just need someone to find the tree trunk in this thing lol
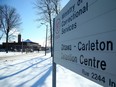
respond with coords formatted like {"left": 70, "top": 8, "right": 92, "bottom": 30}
{"left": 6, "top": 31, "right": 9, "bottom": 53}
{"left": 49, "top": 13, "right": 53, "bottom": 57}
{"left": 50, "top": 22, "right": 53, "bottom": 57}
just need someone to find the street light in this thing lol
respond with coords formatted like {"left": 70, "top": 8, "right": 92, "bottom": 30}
{"left": 41, "top": 23, "right": 48, "bottom": 56}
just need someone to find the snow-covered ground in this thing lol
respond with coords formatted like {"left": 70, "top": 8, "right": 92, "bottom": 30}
{"left": 0, "top": 51, "right": 102, "bottom": 87}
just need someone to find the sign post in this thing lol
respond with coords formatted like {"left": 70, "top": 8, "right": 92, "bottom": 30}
{"left": 52, "top": 61, "right": 56, "bottom": 87}
{"left": 53, "top": 0, "right": 116, "bottom": 87}
{"left": 52, "top": 18, "right": 56, "bottom": 87}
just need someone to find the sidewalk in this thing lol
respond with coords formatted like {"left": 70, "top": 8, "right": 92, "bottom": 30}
{"left": 0, "top": 51, "right": 45, "bottom": 59}
{"left": 0, "top": 52, "right": 28, "bottom": 58}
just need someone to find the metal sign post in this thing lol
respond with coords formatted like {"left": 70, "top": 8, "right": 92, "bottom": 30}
{"left": 52, "top": 61, "right": 56, "bottom": 87}
{"left": 52, "top": 18, "right": 56, "bottom": 87}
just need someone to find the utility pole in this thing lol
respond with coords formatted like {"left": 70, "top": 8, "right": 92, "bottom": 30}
{"left": 45, "top": 25, "right": 48, "bottom": 55}
{"left": 41, "top": 23, "right": 48, "bottom": 56}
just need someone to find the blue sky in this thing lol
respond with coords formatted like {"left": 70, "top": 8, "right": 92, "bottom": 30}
{"left": 0, "top": 0, "right": 69, "bottom": 46}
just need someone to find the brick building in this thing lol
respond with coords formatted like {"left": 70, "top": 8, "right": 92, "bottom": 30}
{"left": 2, "top": 34, "right": 41, "bottom": 52}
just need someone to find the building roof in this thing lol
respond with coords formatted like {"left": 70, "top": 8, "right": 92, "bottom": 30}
{"left": 23, "top": 39, "right": 39, "bottom": 45}
{"left": 23, "top": 39, "right": 33, "bottom": 43}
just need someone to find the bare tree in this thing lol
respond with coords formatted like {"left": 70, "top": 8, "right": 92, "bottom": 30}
{"left": 51, "top": 0, "right": 61, "bottom": 15}
{"left": 0, "top": 12, "right": 4, "bottom": 40}
{"left": 0, "top": 28, "right": 4, "bottom": 40}
{"left": 0, "top": 5, "right": 21, "bottom": 53}
{"left": 34, "top": 0, "right": 60, "bottom": 56}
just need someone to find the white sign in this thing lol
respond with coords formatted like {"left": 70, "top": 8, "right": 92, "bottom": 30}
{"left": 54, "top": 0, "right": 116, "bottom": 86}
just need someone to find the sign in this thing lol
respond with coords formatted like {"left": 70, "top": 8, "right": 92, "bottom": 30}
{"left": 54, "top": 0, "right": 116, "bottom": 87}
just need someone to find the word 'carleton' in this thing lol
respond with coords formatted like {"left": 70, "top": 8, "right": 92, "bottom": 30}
{"left": 78, "top": 40, "right": 113, "bottom": 51}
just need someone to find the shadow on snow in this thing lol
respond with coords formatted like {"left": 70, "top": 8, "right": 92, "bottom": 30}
{"left": 16, "top": 66, "right": 52, "bottom": 87}
{"left": 0, "top": 57, "right": 50, "bottom": 80}
{"left": 0, "top": 55, "right": 46, "bottom": 70}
